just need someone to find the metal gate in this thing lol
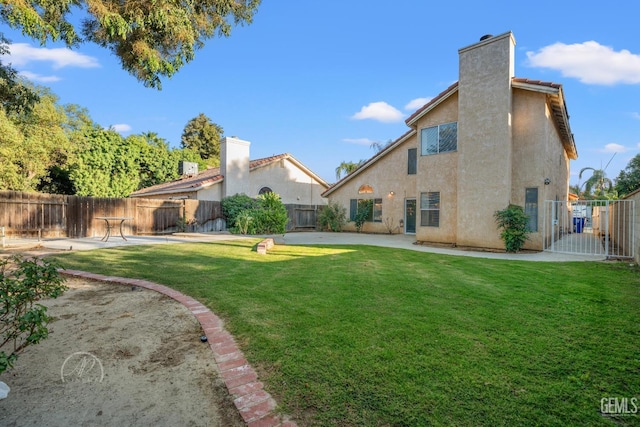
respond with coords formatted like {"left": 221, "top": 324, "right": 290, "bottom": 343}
{"left": 543, "top": 200, "right": 635, "bottom": 258}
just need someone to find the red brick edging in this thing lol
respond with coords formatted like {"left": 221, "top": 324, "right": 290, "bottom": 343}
{"left": 60, "top": 269, "right": 297, "bottom": 427}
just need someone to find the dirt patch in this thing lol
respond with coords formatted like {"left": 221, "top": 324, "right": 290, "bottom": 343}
{"left": 0, "top": 278, "right": 244, "bottom": 427}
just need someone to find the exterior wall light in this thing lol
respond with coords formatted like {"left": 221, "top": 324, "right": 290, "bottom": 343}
{"left": 544, "top": 178, "right": 551, "bottom": 185}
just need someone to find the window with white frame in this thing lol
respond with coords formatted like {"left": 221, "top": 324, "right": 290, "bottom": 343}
{"left": 421, "top": 122, "right": 457, "bottom": 155}
{"left": 420, "top": 192, "right": 440, "bottom": 227}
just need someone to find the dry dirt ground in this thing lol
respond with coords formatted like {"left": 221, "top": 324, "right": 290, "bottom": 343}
{"left": 0, "top": 277, "right": 245, "bottom": 427}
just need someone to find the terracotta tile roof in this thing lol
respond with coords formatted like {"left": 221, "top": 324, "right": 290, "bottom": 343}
{"left": 511, "top": 78, "right": 561, "bottom": 89}
{"left": 131, "top": 153, "right": 291, "bottom": 197}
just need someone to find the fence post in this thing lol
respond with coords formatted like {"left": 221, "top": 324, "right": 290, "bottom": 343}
{"left": 605, "top": 200, "right": 610, "bottom": 258}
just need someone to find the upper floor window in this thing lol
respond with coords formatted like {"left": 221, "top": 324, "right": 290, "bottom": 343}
{"left": 421, "top": 122, "right": 457, "bottom": 155}
{"left": 259, "top": 187, "right": 273, "bottom": 195}
{"left": 407, "top": 148, "right": 417, "bottom": 175}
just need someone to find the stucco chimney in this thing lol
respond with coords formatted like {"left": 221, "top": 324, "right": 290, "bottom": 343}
{"left": 220, "top": 136, "right": 251, "bottom": 198}
{"left": 456, "top": 31, "right": 516, "bottom": 248}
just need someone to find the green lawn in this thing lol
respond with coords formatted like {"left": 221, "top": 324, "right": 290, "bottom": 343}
{"left": 49, "top": 240, "right": 640, "bottom": 426}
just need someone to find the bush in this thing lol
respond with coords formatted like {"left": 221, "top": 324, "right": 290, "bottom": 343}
{"left": 353, "top": 199, "right": 373, "bottom": 233}
{"left": 235, "top": 211, "right": 253, "bottom": 235}
{"left": 251, "top": 192, "right": 289, "bottom": 234}
{"left": 318, "top": 202, "right": 347, "bottom": 232}
{"left": 1, "top": 256, "right": 67, "bottom": 374}
{"left": 223, "top": 192, "right": 289, "bottom": 234}
{"left": 222, "top": 194, "right": 259, "bottom": 232}
{"left": 494, "top": 204, "right": 530, "bottom": 253}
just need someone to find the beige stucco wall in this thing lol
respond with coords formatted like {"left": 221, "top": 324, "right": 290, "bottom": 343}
{"left": 248, "top": 158, "right": 328, "bottom": 205}
{"left": 324, "top": 31, "right": 575, "bottom": 252}
{"left": 511, "top": 89, "right": 571, "bottom": 250}
{"left": 456, "top": 32, "right": 515, "bottom": 249}
{"left": 194, "top": 158, "right": 327, "bottom": 205}
{"left": 197, "top": 184, "right": 223, "bottom": 201}
{"left": 413, "top": 93, "right": 459, "bottom": 244}
{"left": 221, "top": 137, "right": 251, "bottom": 198}
{"left": 329, "top": 136, "right": 418, "bottom": 233}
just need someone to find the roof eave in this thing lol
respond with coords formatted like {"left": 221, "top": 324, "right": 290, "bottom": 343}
{"left": 512, "top": 80, "right": 578, "bottom": 160}
{"left": 405, "top": 84, "right": 459, "bottom": 127}
{"left": 130, "top": 177, "right": 222, "bottom": 198}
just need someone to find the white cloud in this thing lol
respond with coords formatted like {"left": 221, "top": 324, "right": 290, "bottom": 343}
{"left": 343, "top": 138, "right": 375, "bottom": 145}
{"left": 351, "top": 102, "right": 404, "bottom": 123}
{"left": 526, "top": 41, "right": 640, "bottom": 85}
{"left": 632, "top": 112, "right": 640, "bottom": 120}
{"left": 111, "top": 124, "right": 132, "bottom": 133}
{"left": 601, "top": 143, "right": 628, "bottom": 153}
{"left": 404, "top": 97, "right": 431, "bottom": 111}
{"left": 6, "top": 43, "right": 99, "bottom": 69}
{"left": 18, "top": 70, "right": 61, "bottom": 83}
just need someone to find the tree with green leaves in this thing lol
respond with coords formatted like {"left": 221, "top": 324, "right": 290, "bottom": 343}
{"left": 579, "top": 167, "right": 614, "bottom": 199}
{"left": 181, "top": 113, "right": 223, "bottom": 166}
{"left": 0, "top": 86, "right": 72, "bottom": 191}
{"left": 335, "top": 160, "right": 364, "bottom": 180}
{"left": 0, "top": 34, "right": 39, "bottom": 115}
{"left": 0, "top": 0, "right": 261, "bottom": 89}
{"left": 131, "top": 131, "right": 204, "bottom": 189}
{"left": 615, "top": 154, "right": 640, "bottom": 197}
{"left": 70, "top": 126, "right": 140, "bottom": 197}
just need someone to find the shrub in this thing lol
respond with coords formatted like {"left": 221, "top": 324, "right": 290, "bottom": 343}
{"left": 1, "top": 256, "right": 67, "bottom": 375}
{"left": 353, "top": 199, "right": 373, "bottom": 233}
{"left": 494, "top": 204, "right": 530, "bottom": 253}
{"left": 235, "top": 211, "right": 253, "bottom": 235}
{"left": 318, "top": 202, "right": 347, "bottom": 232}
{"left": 223, "top": 192, "right": 289, "bottom": 234}
{"left": 251, "top": 192, "right": 289, "bottom": 234}
{"left": 222, "top": 194, "right": 259, "bottom": 232}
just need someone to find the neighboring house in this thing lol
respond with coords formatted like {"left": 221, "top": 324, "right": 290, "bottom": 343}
{"left": 323, "top": 31, "right": 578, "bottom": 251}
{"left": 131, "top": 136, "right": 329, "bottom": 206}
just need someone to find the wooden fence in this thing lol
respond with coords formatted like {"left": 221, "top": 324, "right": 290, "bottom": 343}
{"left": 0, "top": 191, "right": 223, "bottom": 238}
{"left": 0, "top": 191, "right": 322, "bottom": 239}
{"left": 285, "top": 204, "right": 324, "bottom": 231}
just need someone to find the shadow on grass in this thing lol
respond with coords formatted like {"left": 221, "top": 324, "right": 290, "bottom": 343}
{"left": 47, "top": 241, "right": 640, "bottom": 426}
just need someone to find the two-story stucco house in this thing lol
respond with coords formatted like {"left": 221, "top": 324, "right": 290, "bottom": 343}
{"left": 131, "top": 136, "right": 329, "bottom": 206}
{"left": 323, "top": 31, "right": 578, "bottom": 251}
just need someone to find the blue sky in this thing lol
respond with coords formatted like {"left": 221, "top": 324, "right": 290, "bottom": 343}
{"left": 2, "top": 1, "right": 640, "bottom": 187}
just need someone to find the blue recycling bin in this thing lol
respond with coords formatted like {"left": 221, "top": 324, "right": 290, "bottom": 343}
{"left": 573, "top": 217, "right": 585, "bottom": 233}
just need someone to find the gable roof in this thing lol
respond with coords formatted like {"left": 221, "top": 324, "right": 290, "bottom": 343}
{"left": 323, "top": 77, "right": 578, "bottom": 197}
{"left": 322, "top": 129, "right": 416, "bottom": 197}
{"left": 131, "top": 153, "right": 328, "bottom": 198}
